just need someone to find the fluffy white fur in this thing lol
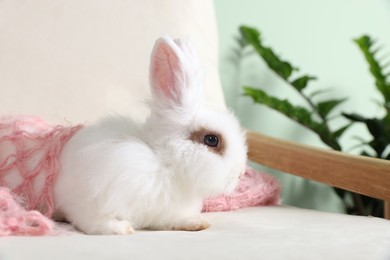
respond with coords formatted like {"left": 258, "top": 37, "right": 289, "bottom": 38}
{"left": 53, "top": 37, "right": 247, "bottom": 235}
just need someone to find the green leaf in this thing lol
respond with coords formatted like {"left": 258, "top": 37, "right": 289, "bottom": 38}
{"left": 317, "top": 99, "right": 347, "bottom": 119}
{"left": 364, "top": 119, "right": 388, "bottom": 142}
{"left": 333, "top": 123, "right": 352, "bottom": 138}
{"left": 239, "top": 26, "right": 260, "bottom": 46}
{"left": 354, "top": 35, "right": 390, "bottom": 104}
{"left": 239, "top": 26, "right": 345, "bottom": 151}
{"left": 342, "top": 113, "right": 367, "bottom": 122}
{"left": 333, "top": 188, "right": 346, "bottom": 199}
{"left": 309, "top": 89, "right": 332, "bottom": 98}
{"left": 368, "top": 138, "right": 387, "bottom": 158}
{"left": 319, "top": 133, "right": 342, "bottom": 151}
{"left": 239, "top": 26, "right": 297, "bottom": 80}
{"left": 244, "top": 86, "right": 343, "bottom": 151}
{"left": 343, "top": 113, "right": 390, "bottom": 158}
{"left": 243, "top": 87, "right": 321, "bottom": 130}
{"left": 290, "top": 75, "right": 317, "bottom": 92}
{"left": 361, "top": 150, "right": 373, "bottom": 157}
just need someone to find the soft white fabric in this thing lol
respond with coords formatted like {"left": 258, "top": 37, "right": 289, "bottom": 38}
{"left": 0, "top": 0, "right": 225, "bottom": 124}
{"left": 1, "top": 207, "right": 389, "bottom": 260}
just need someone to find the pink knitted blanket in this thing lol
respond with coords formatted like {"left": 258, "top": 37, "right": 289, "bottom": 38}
{"left": 0, "top": 116, "right": 280, "bottom": 236}
{"left": 0, "top": 116, "right": 82, "bottom": 236}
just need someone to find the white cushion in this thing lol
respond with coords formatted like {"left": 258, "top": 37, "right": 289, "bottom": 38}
{"left": 0, "top": 0, "right": 225, "bottom": 124}
{"left": 1, "top": 207, "right": 389, "bottom": 260}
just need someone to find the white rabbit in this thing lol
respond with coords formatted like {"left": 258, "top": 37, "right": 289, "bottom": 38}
{"left": 53, "top": 37, "right": 248, "bottom": 235}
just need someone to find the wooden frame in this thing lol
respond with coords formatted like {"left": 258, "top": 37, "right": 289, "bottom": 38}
{"left": 247, "top": 131, "right": 390, "bottom": 219}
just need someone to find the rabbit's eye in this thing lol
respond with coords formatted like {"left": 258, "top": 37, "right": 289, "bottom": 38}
{"left": 204, "top": 134, "right": 219, "bottom": 147}
{"left": 190, "top": 129, "right": 225, "bottom": 155}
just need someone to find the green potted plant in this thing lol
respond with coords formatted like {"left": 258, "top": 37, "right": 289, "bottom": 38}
{"left": 238, "top": 25, "right": 390, "bottom": 217}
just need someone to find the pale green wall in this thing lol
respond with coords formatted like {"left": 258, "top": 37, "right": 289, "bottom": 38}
{"left": 214, "top": 0, "right": 390, "bottom": 213}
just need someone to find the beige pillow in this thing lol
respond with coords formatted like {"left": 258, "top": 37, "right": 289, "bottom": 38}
{"left": 0, "top": 0, "right": 225, "bottom": 124}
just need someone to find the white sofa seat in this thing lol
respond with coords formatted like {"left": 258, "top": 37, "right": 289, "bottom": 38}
{"left": 1, "top": 207, "right": 390, "bottom": 260}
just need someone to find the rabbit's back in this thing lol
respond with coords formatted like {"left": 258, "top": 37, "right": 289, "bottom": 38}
{"left": 53, "top": 117, "right": 164, "bottom": 223}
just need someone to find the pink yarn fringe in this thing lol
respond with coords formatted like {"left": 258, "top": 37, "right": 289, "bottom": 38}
{"left": 0, "top": 116, "right": 280, "bottom": 236}
{"left": 0, "top": 116, "right": 81, "bottom": 236}
{"left": 0, "top": 187, "right": 53, "bottom": 236}
{"left": 202, "top": 166, "right": 280, "bottom": 212}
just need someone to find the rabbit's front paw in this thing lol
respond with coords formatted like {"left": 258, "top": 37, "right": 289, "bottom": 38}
{"left": 80, "top": 218, "right": 135, "bottom": 235}
{"left": 172, "top": 216, "right": 210, "bottom": 231}
{"left": 107, "top": 219, "right": 135, "bottom": 235}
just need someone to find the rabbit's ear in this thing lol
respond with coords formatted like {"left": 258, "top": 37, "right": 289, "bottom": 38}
{"left": 149, "top": 37, "right": 203, "bottom": 110}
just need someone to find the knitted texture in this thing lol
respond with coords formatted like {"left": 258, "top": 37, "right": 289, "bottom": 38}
{"left": 0, "top": 187, "right": 53, "bottom": 236}
{"left": 202, "top": 166, "right": 280, "bottom": 212}
{"left": 0, "top": 116, "right": 81, "bottom": 236}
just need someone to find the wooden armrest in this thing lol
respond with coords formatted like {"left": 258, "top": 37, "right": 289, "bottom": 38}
{"left": 247, "top": 131, "right": 390, "bottom": 202}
